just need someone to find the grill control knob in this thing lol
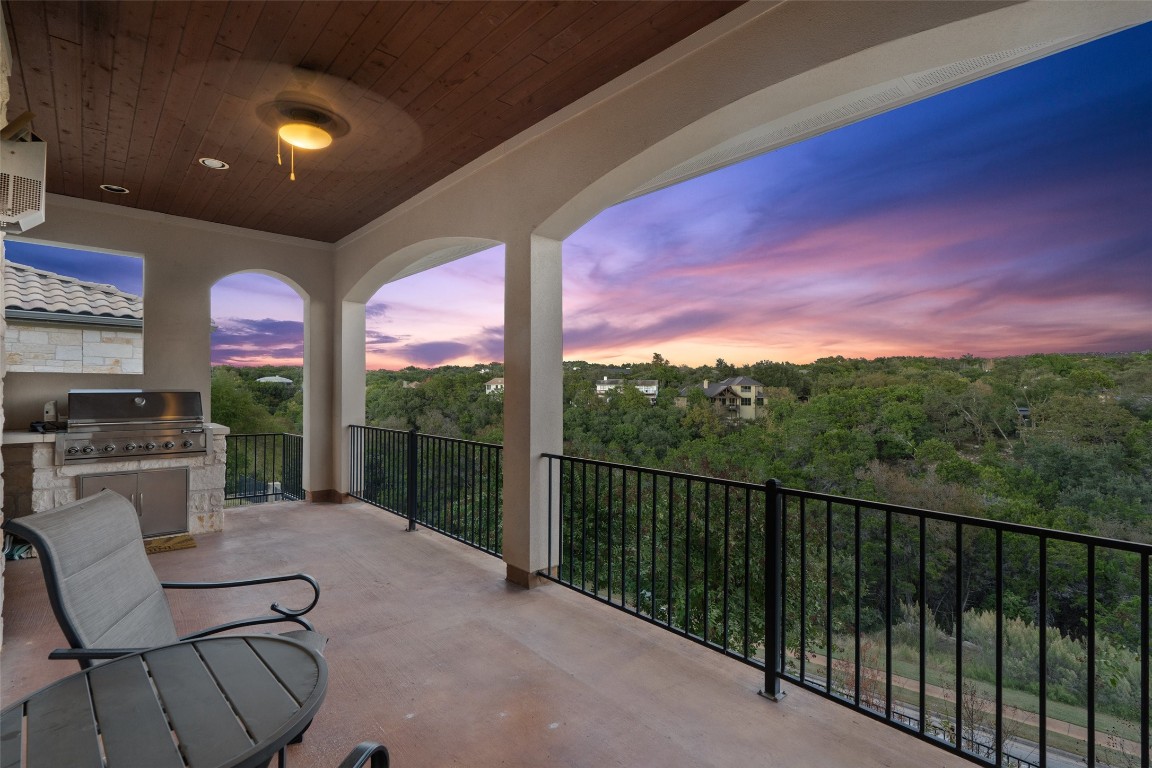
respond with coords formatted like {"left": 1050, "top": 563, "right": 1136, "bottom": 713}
{"left": 163, "top": 441, "right": 176, "bottom": 450}
{"left": 102, "top": 444, "right": 117, "bottom": 453}
{"left": 66, "top": 446, "right": 80, "bottom": 455}
{"left": 124, "top": 443, "right": 138, "bottom": 452}
{"left": 82, "top": 446, "right": 96, "bottom": 455}
{"left": 144, "top": 442, "right": 157, "bottom": 451}
{"left": 182, "top": 439, "right": 195, "bottom": 449}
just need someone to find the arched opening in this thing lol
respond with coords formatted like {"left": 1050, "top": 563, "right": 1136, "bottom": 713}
{"left": 210, "top": 271, "right": 307, "bottom": 506}
{"left": 362, "top": 243, "right": 505, "bottom": 441}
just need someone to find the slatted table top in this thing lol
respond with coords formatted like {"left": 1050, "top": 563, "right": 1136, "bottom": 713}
{"left": 1, "top": 635, "right": 327, "bottom": 768}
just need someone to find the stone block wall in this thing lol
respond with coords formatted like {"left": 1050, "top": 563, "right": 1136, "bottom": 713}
{"left": 1, "top": 429, "right": 227, "bottom": 534}
{"left": 5, "top": 322, "right": 144, "bottom": 374}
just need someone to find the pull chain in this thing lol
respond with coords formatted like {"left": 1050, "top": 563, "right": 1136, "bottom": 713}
{"left": 277, "top": 134, "right": 283, "bottom": 166}
{"left": 290, "top": 145, "right": 296, "bottom": 181}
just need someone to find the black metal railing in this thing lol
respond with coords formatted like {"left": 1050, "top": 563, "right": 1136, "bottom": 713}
{"left": 348, "top": 425, "right": 502, "bottom": 556}
{"left": 542, "top": 455, "right": 771, "bottom": 669}
{"left": 543, "top": 454, "right": 1151, "bottom": 768}
{"left": 224, "top": 433, "right": 304, "bottom": 504}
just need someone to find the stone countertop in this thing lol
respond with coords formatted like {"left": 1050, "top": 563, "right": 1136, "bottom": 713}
{"left": 2, "top": 430, "right": 57, "bottom": 445}
{"left": 3, "top": 424, "right": 231, "bottom": 445}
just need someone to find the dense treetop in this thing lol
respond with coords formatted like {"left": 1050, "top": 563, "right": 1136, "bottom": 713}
{"left": 213, "top": 351, "right": 1152, "bottom": 542}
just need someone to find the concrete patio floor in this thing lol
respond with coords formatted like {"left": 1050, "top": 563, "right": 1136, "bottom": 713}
{"left": 1, "top": 500, "right": 973, "bottom": 767}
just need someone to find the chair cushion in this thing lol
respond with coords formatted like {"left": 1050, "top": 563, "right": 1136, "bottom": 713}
{"left": 5, "top": 490, "right": 180, "bottom": 650}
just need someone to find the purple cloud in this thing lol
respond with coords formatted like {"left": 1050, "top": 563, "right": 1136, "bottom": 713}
{"left": 211, "top": 318, "right": 304, "bottom": 365}
{"left": 401, "top": 341, "right": 473, "bottom": 367}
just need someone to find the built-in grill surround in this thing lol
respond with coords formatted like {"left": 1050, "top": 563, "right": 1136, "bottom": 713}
{"left": 56, "top": 389, "right": 213, "bottom": 465}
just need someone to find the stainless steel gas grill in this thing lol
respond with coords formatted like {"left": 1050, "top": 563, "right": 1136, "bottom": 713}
{"left": 56, "top": 389, "right": 213, "bottom": 465}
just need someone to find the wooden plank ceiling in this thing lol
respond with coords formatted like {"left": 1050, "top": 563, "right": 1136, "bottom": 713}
{"left": 2, "top": 1, "right": 743, "bottom": 243}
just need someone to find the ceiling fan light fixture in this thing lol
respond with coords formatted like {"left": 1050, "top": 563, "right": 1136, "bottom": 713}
{"left": 258, "top": 94, "right": 349, "bottom": 181}
{"left": 278, "top": 122, "right": 333, "bottom": 150}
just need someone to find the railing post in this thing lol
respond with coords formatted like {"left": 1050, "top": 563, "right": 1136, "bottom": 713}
{"left": 761, "top": 478, "right": 785, "bottom": 701}
{"left": 406, "top": 428, "right": 418, "bottom": 531}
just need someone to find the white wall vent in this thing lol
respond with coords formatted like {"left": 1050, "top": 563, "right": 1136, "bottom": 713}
{"left": 1, "top": 139, "right": 48, "bottom": 233}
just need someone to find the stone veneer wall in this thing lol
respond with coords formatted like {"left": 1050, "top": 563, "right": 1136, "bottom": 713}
{"left": 2, "top": 428, "right": 228, "bottom": 534}
{"left": 5, "top": 321, "right": 144, "bottom": 374}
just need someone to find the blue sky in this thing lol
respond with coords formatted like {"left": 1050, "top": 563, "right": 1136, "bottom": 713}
{"left": 10, "top": 22, "right": 1151, "bottom": 369}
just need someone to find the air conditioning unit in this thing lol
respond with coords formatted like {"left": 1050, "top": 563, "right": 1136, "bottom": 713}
{"left": 1, "top": 139, "right": 47, "bottom": 233}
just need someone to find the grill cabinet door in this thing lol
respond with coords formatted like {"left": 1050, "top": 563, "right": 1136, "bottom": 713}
{"left": 78, "top": 469, "right": 189, "bottom": 537}
{"left": 137, "top": 469, "right": 188, "bottom": 536}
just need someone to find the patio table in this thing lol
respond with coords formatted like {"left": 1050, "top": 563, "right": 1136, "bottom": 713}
{"left": 0, "top": 634, "right": 326, "bottom": 768}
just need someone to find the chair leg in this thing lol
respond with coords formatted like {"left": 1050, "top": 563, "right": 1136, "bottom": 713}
{"left": 289, "top": 718, "right": 313, "bottom": 745}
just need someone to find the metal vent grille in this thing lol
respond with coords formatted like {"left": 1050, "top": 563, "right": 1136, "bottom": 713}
{"left": 907, "top": 41, "right": 1055, "bottom": 90}
{"left": 1, "top": 171, "right": 43, "bottom": 217}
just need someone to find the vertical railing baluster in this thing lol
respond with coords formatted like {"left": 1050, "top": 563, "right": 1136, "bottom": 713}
{"left": 650, "top": 471, "right": 657, "bottom": 619}
{"left": 722, "top": 484, "right": 731, "bottom": 654}
{"left": 746, "top": 485, "right": 755, "bottom": 663}
{"left": 594, "top": 463, "right": 602, "bottom": 596}
{"left": 581, "top": 462, "right": 588, "bottom": 591}
{"left": 547, "top": 456, "right": 554, "bottom": 576}
{"left": 1141, "top": 551, "right": 1149, "bottom": 768}
{"left": 825, "top": 499, "right": 833, "bottom": 696}
{"left": 635, "top": 469, "right": 645, "bottom": 612}
{"left": 800, "top": 496, "right": 808, "bottom": 687}
{"left": 955, "top": 523, "right": 963, "bottom": 750}
{"left": 666, "top": 475, "right": 675, "bottom": 629}
{"left": 607, "top": 466, "right": 613, "bottom": 602}
{"left": 885, "top": 509, "right": 893, "bottom": 720}
{"left": 854, "top": 503, "right": 862, "bottom": 707}
{"left": 703, "top": 482, "right": 711, "bottom": 644}
{"left": 1039, "top": 535, "right": 1048, "bottom": 767}
{"left": 1086, "top": 544, "right": 1096, "bottom": 768}
{"left": 761, "top": 479, "right": 783, "bottom": 701}
{"left": 919, "top": 515, "right": 927, "bottom": 736}
{"left": 406, "top": 429, "right": 417, "bottom": 531}
{"left": 568, "top": 458, "right": 576, "bottom": 583}
{"left": 685, "top": 479, "right": 693, "bottom": 634}
{"left": 995, "top": 529, "right": 1003, "bottom": 768}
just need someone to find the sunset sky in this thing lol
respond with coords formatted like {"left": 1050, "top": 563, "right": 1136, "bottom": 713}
{"left": 9, "top": 23, "right": 1151, "bottom": 370}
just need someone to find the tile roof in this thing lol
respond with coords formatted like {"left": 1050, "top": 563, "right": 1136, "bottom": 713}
{"left": 679, "top": 376, "right": 765, "bottom": 398}
{"left": 4, "top": 261, "right": 142, "bottom": 320}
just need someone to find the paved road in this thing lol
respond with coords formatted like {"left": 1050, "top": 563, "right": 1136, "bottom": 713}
{"left": 796, "top": 657, "right": 1143, "bottom": 764}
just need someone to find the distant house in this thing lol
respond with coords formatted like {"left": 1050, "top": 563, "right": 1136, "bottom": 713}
{"left": 484, "top": 377, "right": 505, "bottom": 395}
{"left": 4, "top": 261, "right": 143, "bottom": 374}
{"left": 595, "top": 376, "right": 659, "bottom": 403}
{"left": 675, "top": 376, "right": 770, "bottom": 420}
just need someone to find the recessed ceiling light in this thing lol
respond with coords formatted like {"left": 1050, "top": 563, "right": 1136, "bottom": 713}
{"left": 198, "top": 157, "right": 230, "bottom": 170}
{"left": 100, "top": 184, "right": 130, "bottom": 194}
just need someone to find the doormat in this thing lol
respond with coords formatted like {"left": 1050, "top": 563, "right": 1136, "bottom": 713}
{"left": 144, "top": 533, "right": 197, "bottom": 555}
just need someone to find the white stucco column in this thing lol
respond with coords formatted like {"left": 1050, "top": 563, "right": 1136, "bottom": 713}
{"left": 302, "top": 293, "right": 337, "bottom": 500}
{"left": 502, "top": 234, "right": 563, "bottom": 587}
{"left": 334, "top": 299, "right": 367, "bottom": 498}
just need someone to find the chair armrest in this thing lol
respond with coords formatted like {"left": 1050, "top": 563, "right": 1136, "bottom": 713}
{"left": 337, "top": 742, "right": 390, "bottom": 768}
{"left": 178, "top": 613, "right": 316, "bottom": 639}
{"left": 161, "top": 572, "right": 320, "bottom": 620}
{"left": 49, "top": 647, "right": 143, "bottom": 662}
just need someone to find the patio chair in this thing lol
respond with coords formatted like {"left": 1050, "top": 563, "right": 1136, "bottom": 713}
{"left": 2, "top": 489, "right": 326, "bottom": 668}
{"left": 338, "top": 742, "right": 390, "bottom": 768}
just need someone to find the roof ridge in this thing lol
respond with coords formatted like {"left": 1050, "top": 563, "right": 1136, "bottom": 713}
{"left": 5, "top": 260, "right": 140, "bottom": 301}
